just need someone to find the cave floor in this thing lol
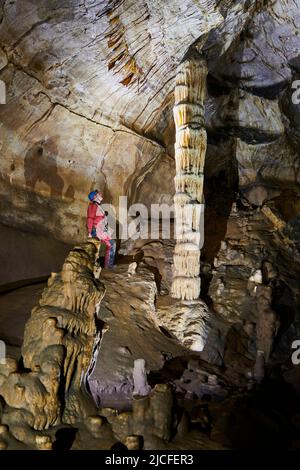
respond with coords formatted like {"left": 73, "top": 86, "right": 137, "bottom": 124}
{"left": 1, "top": 274, "right": 300, "bottom": 449}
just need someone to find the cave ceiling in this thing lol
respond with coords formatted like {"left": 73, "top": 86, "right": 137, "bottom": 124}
{"left": 0, "top": 0, "right": 299, "bottom": 242}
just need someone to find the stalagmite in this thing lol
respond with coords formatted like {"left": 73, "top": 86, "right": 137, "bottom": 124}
{"left": 171, "top": 55, "right": 208, "bottom": 300}
{"left": 132, "top": 359, "right": 151, "bottom": 396}
{"left": 253, "top": 285, "right": 280, "bottom": 382}
{"left": 0, "top": 242, "right": 105, "bottom": 445}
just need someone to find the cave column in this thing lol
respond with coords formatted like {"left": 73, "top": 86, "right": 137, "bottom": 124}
{"left": 171, "top": 56, "right": 208, "bottom": 300}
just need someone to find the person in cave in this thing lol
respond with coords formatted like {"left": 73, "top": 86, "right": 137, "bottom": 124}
{"left": 87, "top": 190, "right": 116, "bottom": 268}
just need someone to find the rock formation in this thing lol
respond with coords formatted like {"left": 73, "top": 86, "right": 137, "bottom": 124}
{"left": 0, "top": 0, "right": 250, "bottom": 245}
{"left": 87, "top": 264, "right": 206, "bottom": 407}
{"left": 254, "top": 284, "right": 280, "bottom": 382}
{"left": 132, "top": 359, "right": 151, "bottom": 397}
{"left": 0, "top": 246, "right": 232, "bottom": 450}
{"left": 172, "top": 56, "right": 207, "bottom": 300}
{"left": 0, "top": 241, "right": 105, "bottom": 447}
{"left": 0, "top": 0, "right": 300, "bottom": 451}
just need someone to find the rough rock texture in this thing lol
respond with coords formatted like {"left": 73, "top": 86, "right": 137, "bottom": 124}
{"left": 254, "top": 285, "right": 280, "bottom": 376}
{"left": 103, "top": 382, "right": 226, "bottom": 450}
{"left": 119, "top": 236, "right": 175, "bottom": 294}
{"left": 206, "top": 200, "right": 300, "bottom": 380}
{"left": 0, "top": 241, "right": 105, "bottom": 447}
{"left": 236, "top": 137, "right": 300, "bottom": 206}
{"left": 156, "top": 298, "right": 210, "bottom": 352}
{"left": 208, "top": 90, "right": 285, "bottom": 142}
{"left": 0, "top": 0, "right": 263, "bottom": 244}
{"left": 0, "top": 0, "right": 300, "bottom": 451}
{"left": 213, "top": 0, "right": 300, "bottom": 92}
{"left": 1, "top": 242, "right": 300, "bottom": 449}
{"left": 0, "top": 246, "right": 249, "bottom": 450}
{"left": 88, "top": 264, "right": 210, "bottom": 408}
{"left": 172, "top": 56, "right": 207, "bottom": 300}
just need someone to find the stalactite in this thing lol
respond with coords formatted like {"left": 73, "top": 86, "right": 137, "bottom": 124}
{"left": 173, "top": 104, "right": 204, "bottom": 128}
{"left": 174, "top": 174, "right": 204, "bottom": 202}
{"left": 171, "top": 56, "right": 207, "bottom": 301}
{"left": 171, "top": 277, "right": 201, "bottom": 301}
{"left": 173, "top": 248, "right": 200, "bottom": 277}
{"left": 176, "top": 127, "right": 205, "bottom": 149}
{"left": 175, "top": 144, "right": 206, "bottom": 174}
{"left": 174, "top": 204, "right": 202, "bottom": 235}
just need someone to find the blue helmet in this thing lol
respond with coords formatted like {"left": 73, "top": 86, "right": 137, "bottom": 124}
{"left": 88, "top": 190, "right": 98, "bottom": 201}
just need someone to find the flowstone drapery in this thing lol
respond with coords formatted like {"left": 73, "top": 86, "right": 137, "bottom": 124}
{"left": 171, "top": 56, "right": 208, "bottom": 300}
{"left": 0, "top": 242, "right": 105, "bottom": 447}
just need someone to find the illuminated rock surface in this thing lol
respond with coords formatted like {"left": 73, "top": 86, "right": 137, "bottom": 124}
{"left": 0, "top": 0, "right": 300, "bottom": 450}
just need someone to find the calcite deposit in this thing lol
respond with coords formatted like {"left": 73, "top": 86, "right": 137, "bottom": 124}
{"left": 0, "top": 241, "right": 105, "bottom": 447}
{"left": 0, "top": 0, "right": 300, "bottom": 451}
{"left": 172, "top": 55, "right": 207, "bottom": 300}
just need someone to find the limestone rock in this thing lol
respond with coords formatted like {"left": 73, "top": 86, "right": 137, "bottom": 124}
{"left": 210, "top": 90, "right": 284, "bottom": 143}
{"left": 0, "top": 242, "right": 105, "bottom": 444}
{"left": 213, "top": 0, "right": 300, "bottom": 93}
{"left": 133, "top": 359, "right": 151, "bottom": 397}
{"left": 208, "top": 198, "right": 300, "bottom": 370}
{"left": 88, "top": 265, "right": 188, "bottom": 408}
{"left": 0, "top": 0, "right": 259, "bottom": 244}
{"left": 236, "top": 137, "right": 300, "bottom": 206}
{"left": 254, "top": 285, "right": 280, "bottom": 373}
{"left": 155, "top": 298, "right": 210, "bottom": 352}
{"left": 119, "top": 237, "right": 175, "bottom": 294}
{"left": 0, "top": 0, "right": 300, "bottom": 451}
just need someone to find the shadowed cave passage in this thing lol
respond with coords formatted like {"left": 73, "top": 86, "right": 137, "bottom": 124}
{"left": 201, "top": 135, "right": 239, "bottom": 300}
{"left": 52, "top": 427, "right": 78, "bottom": 451}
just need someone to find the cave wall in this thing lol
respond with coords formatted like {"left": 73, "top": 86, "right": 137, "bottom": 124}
{"left": 0, "top": 223, "right": 71, "bottom": 286}
{"left": 0, "top": 1, "right": 299, "bottom": 334}
{"left": 0, "top": 1, "right": 300, "bottom": 450}
{"left": 0, "top": 0, "right": 257, "bottom": 243}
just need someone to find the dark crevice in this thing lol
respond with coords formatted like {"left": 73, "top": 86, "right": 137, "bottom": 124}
{"left": 52, "top": 427, "right": 78, "bottom": 451}
{"left": 159, "top": 326, "right": 175, "bottom": 339}
{"left": 201, "top": 138, "right": 239, "bottom": 300}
